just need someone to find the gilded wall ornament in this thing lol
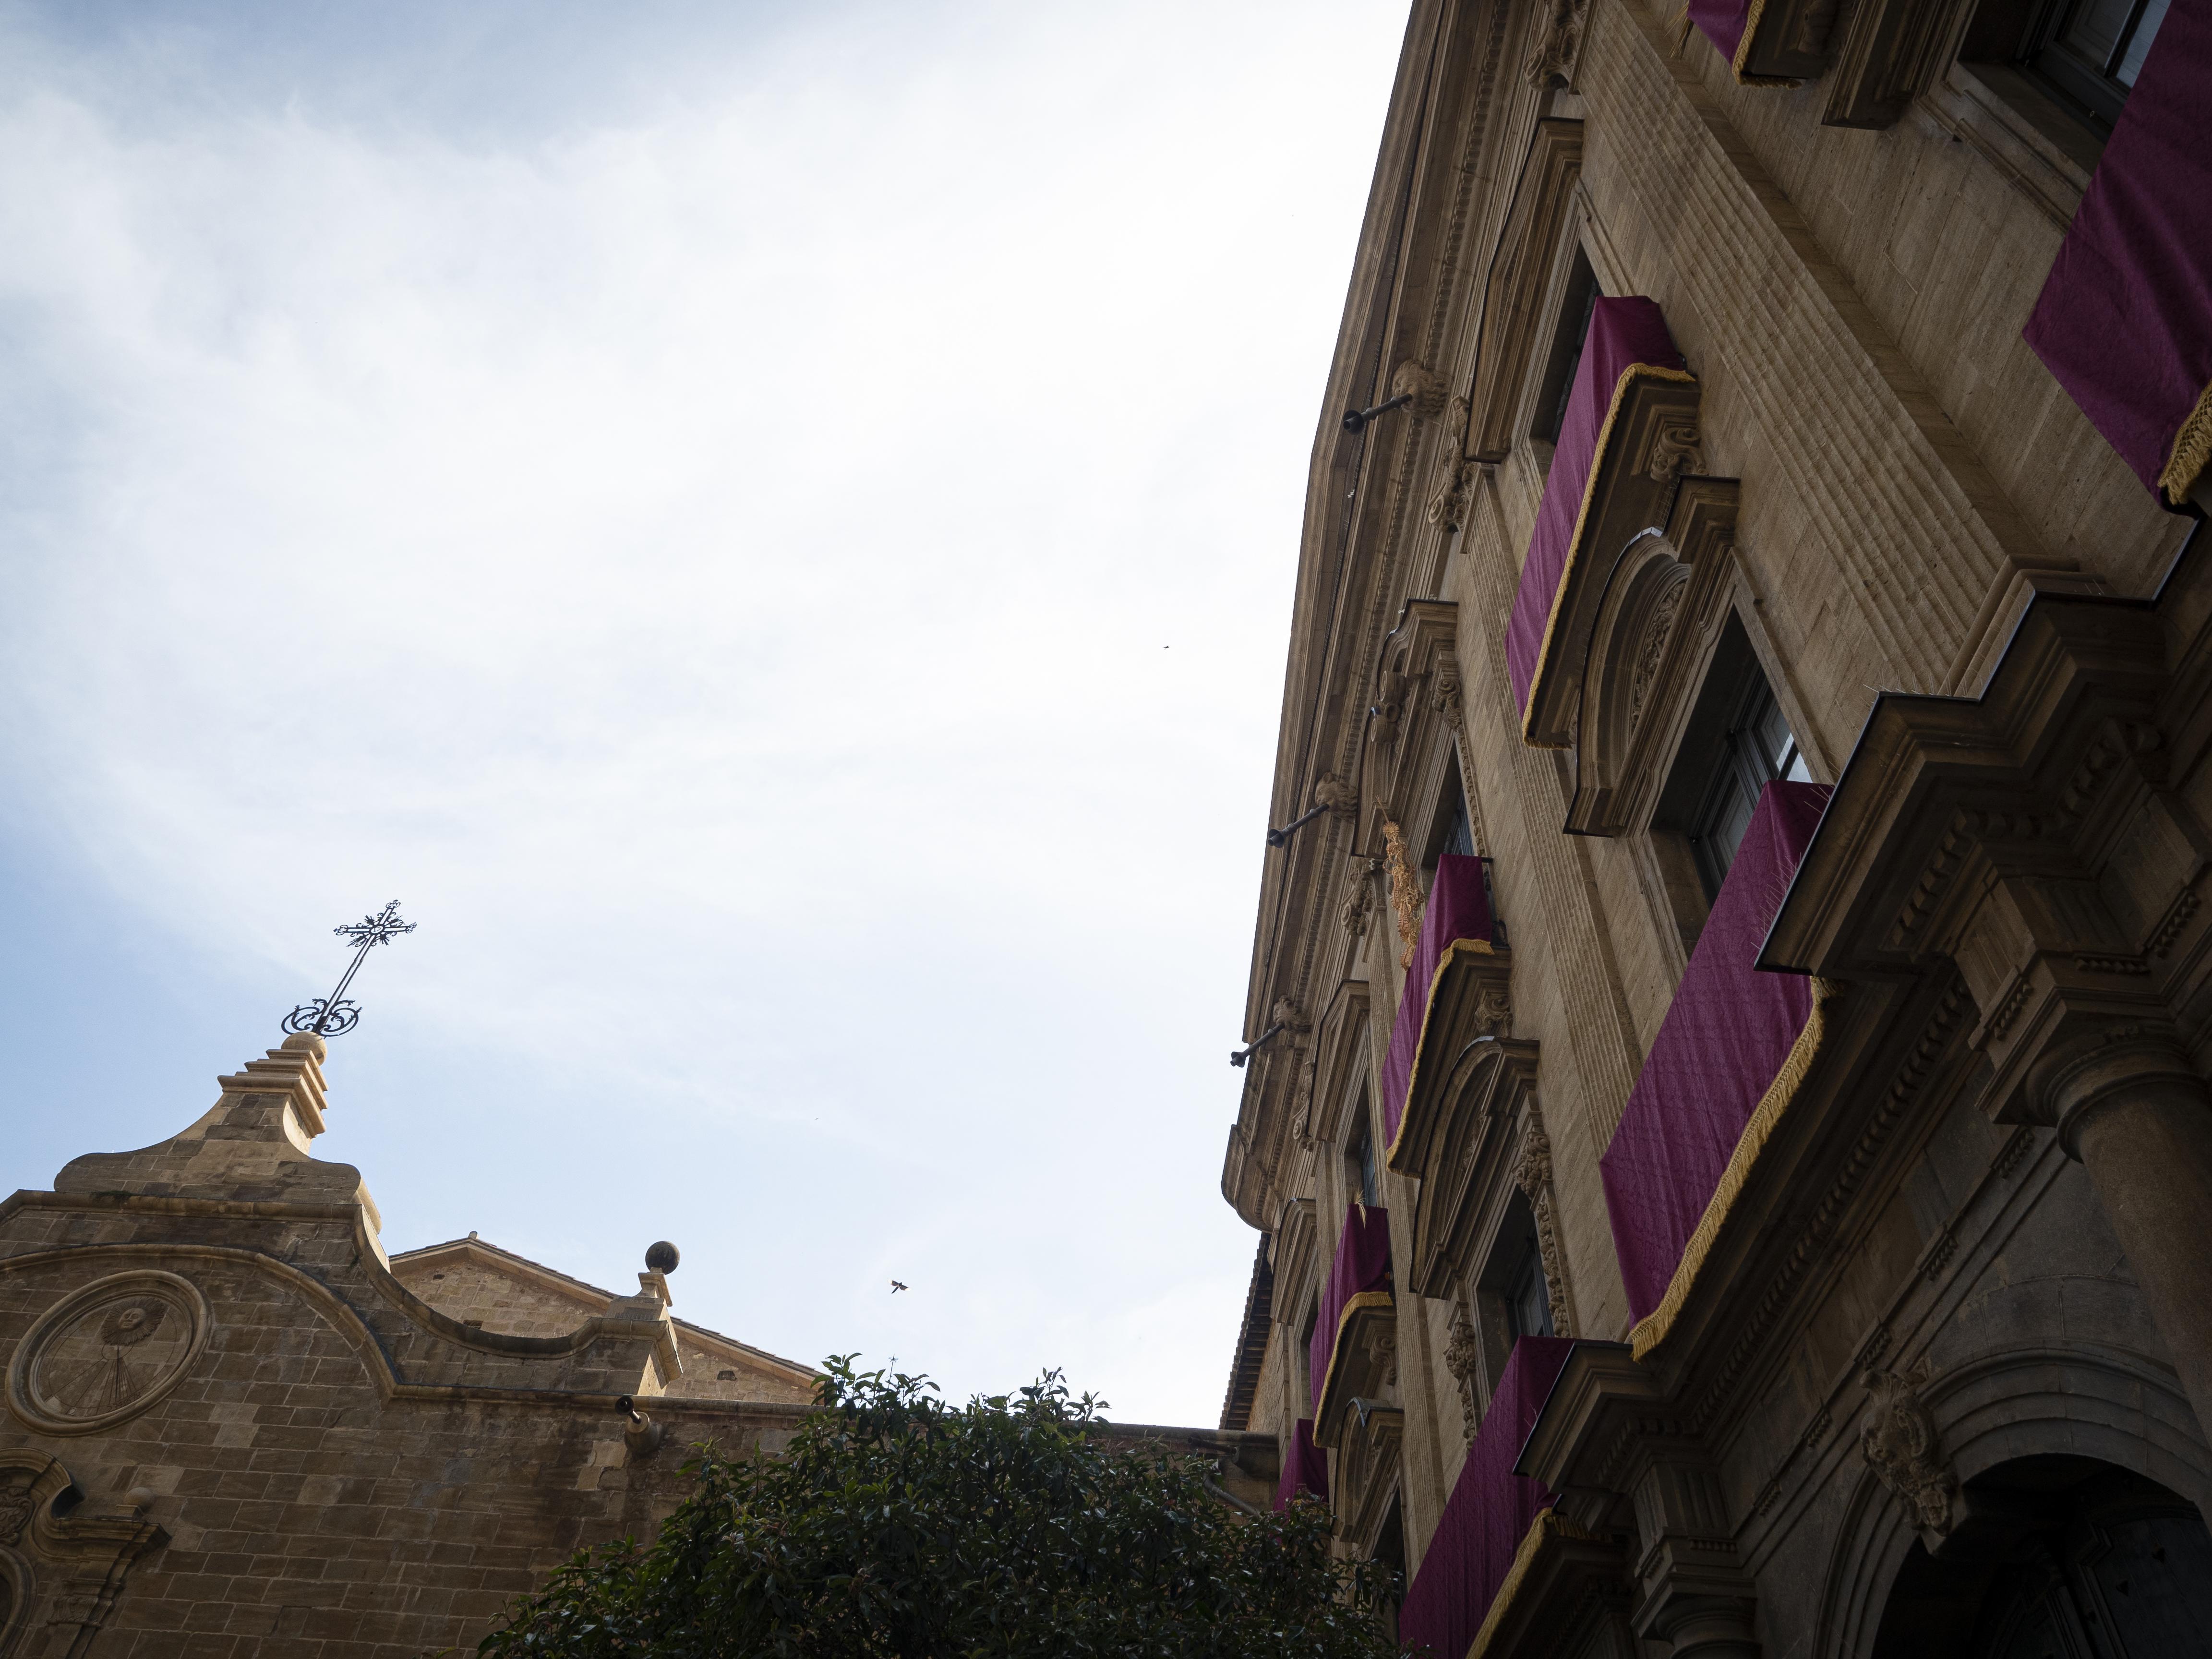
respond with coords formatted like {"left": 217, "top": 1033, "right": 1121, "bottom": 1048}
{"left": 7, "top": 1271, "right": 209, "bottom": 1436}
{"left": 1382, "top": 821, "right": 1424, "bottom": 969}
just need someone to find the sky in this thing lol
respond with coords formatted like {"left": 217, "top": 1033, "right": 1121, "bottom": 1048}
{"left": 0, "top": 0, "right": 1407, "bottom": 1425}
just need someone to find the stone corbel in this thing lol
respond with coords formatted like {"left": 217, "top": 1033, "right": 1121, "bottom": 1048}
{"left": 1628, "top": 1458, "right": 1760, "bottom": 1659}
{"left": 1857, "top": 1360, "right": 1957, "bottom": 1547}
{"left": 1523, "top": 0, "right": 1591, "bottom": 87}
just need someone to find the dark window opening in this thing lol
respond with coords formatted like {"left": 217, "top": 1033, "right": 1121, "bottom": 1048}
{"left": 1346, "top": 1109, "right": 1382, "bottom": 1211}
{"left": 1654, "top": 613, "right": 1808, "bottom": 902}
{"left": 1373, "top": 1491, "right": 1407, "bottom": 1639}
{"left": 1427, "top": 763, "right": 1477, "bottom": 869}
{"left": 1531, "top": 248, "right": 1601, "bottom": 447}
{"left": 1963, "top": 0, "right": 2170, "bottom": 132}
{"left": 1504, "top": 1238, "right": 1553, "bottom": 1342}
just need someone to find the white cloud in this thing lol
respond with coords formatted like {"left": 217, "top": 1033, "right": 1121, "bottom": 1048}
{"left": 0, "top": 0, "right": 1403, "bottom": 1421}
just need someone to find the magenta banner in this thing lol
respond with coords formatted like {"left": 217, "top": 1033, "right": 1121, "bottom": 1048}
{"left": 1308, "top": 1203, "right": 1392, "bottom": 1421}
{"left": 1274, "top": 1418, "right": 1329, "bottom": 1511}
{"left": 1382, "top": 853, "right": 1496, "bottom": 1160}
{"left": 1600, "top": 782, "right": 1828, "bottom": 1323}
{"left": 1686, "top": 0, "right": 1750, "bottom": 70}
{"left": 1505, "top": 298, "right": 1688, "bottom": 720}
{"left": 1397, "top": 1335, "right": 1575, "bottom": 1659}
{"left": 2024, "top": 3, "right": 2212, "bottom": 505}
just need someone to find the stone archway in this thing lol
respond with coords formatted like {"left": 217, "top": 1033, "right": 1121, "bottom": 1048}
{"left": 1868, "top": 1455, "right": 2212, "bottom": 1657}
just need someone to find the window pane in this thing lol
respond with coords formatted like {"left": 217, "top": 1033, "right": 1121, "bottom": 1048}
{"left": 2117, "top": 0, "right": 2169, "bottom": 81}
{"left": 2059, "top": 0, "right": 2139, "bottom": 71}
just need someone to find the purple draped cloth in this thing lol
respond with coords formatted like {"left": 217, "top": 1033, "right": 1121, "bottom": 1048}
{"left": 1506, "top": 298, "right": 1688, "bottom": 718}
{"left": 1686, "top": 0, "right": 1750, "bottom": 68}
{"left": 1601, "top": 782, "right": 1829, "bottom": 1322}
{"left": 1398, "top": 1336, "right": 1576, "bottom": 1659}
{"left": 1274, "top": 1418, "right": 1329, "bottom": 1511}
{"left": 1382, "top": 854, "right": 1496, "bottom": 1159}
{"left": 1308, "top": 1204, "right": 1392, "bottom": 1415}
{"left": 2024, "top": 2, "right": 2212, "bottom": 505}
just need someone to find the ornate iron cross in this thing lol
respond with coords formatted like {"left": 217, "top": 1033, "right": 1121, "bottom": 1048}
{"left": 282, "top": 901, "right": 417, "bottom": 1039}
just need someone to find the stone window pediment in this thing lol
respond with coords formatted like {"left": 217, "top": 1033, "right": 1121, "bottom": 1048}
{"left": 1564, "top": 477, "right": 1742, "bottom": 837}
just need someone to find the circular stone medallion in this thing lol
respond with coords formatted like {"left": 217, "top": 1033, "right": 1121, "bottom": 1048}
{"left": 7, "top": 1270, "right": 209, "bottom": 1435}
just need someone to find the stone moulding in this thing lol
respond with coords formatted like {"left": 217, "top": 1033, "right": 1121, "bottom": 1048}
{"left": 1519, "top": 375, "right": 1707, "bottom": 751}
{"left": 6, "top": 1269, "right": 210, "bottom": 1437}
{"left": 1566, "top": 476, "right": 1740, "bottom": 836}
{"left": 1466, "top": 120, "right": 1585, "bottom": 466}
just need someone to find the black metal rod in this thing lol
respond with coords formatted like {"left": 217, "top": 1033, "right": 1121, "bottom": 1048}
{"left": 1341, "top": 391, "right": 1414, "bottom": 435}
{"left": 1266, "top": 801, "right": 1331, "bottom": 848}
{"left": 1228, "top": 1022, "right": 1286, "bottom": 1070}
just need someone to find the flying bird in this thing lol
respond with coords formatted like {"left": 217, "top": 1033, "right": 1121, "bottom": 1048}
{"left": 890, "top": 1280, "right": 908, "bottom": 1293}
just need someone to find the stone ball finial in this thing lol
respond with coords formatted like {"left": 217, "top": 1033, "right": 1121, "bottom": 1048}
{"left": 645, "top": 1240, "right": 680, "bottom": 1275}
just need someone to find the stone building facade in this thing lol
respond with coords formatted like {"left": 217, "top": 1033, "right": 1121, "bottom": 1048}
{"left": 1218, "top": 0, "right": 2212, "bottom": 1655}
{"left": 0, "top": 1032, "right": 821, "bottom": 1653}
{"left": 0, "top": 1032, "right": 1278, "bottom": 1654}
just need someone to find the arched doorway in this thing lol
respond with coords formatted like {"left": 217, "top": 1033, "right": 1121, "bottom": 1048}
{"left": 1871, "top": 1455, "right": 2212, "bottom": 1657}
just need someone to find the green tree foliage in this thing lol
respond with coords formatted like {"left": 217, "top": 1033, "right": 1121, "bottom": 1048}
{"left": 481, "top": 1357, "right": 1400, "bottom": 1659}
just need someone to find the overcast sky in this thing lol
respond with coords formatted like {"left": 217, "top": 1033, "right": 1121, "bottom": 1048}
{"left": 0, "top": 0, "right": 1405, "bottom": 1424}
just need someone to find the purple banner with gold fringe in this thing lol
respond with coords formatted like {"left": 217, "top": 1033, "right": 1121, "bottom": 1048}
{"left": 1307, "top": 1203, "right": 1392, "bottom": 1423}
{"left": 1274, "top": 1418, "right": 1329, "bottom": 1511}
{"left": 1505, "top": 297, "right": 1689, "bottom": 726}
{"left": 2023, "top": 2, "right": 2212, "bottom": 507}
{"left": 1382, "top": 853, "right": 1496, "bottom": 1160}
{"left": 1397, "top": 1335, "right": 1575, "bottom": 1659}
{"left": 1600, "top": 782, "right": 1831, "bottom": 1353}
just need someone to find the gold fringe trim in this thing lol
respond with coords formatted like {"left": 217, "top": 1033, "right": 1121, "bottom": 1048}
{"left": 1627, "top": 977, "right": 1844, "bottom": 1363}
{"left": 1383, "top": 938, "right": 1498, "bottom": 1171}
{"left": 1313, "top": 1288, "right": 1395, "bottom": 1428}
{"left": 1519, "top": 363, "right": 1698, "bottom": 748}
{"left": 1464, "top": 1508, "right": 1611, "bottom": 1659}
{"left": 2160, "top": 377, "right": 2212, "bottom": 506}
{"left": 1729, "top": 0, "right": 1803, "bottom": 85}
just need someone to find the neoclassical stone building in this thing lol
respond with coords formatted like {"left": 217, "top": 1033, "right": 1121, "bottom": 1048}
{"left": 1219, "top": 0, "right": 2212, "bottom": 1655}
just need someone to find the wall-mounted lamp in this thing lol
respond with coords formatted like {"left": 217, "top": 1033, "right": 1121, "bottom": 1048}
{"left": 1266, "top": 802, "right": 1331, "bottom": 848}
{"left": 1341, "top": 391, "right": 1414, "bottom": 435}
{"left": 1228, "top": 1022, "right": 1287, "bottom": 1070}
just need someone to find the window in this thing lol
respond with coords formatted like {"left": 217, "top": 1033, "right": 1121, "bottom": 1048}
{"left": 1346, "top": 1108, "right": 1382, "bottom": 1211}
{"left": 1428, "top": 765, "right": 1477, "bottom": 867}
{"left": 1504, "top": 1239, "right": 1554, "bottom": 1341}
{"left": 1964, "top": 0, "right": 2171, "bottom": 132}
{"left": 1654, "top": 614, "right": 1808, "bottom": 903}
{"left": 1530, "top": 248, "right": 1600, "bottom": 447}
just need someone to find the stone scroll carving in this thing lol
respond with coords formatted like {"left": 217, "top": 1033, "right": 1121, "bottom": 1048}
{"left": 1524, "top": 0, "right": 1591, "bottom": 87}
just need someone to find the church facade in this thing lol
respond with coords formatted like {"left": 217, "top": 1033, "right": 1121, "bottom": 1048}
{"left": 1217, "top": 0, "right": 2212, "bottom": 1656}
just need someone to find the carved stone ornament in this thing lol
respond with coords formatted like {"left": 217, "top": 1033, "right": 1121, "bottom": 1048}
{"left": 1269, "top": 997, "right": 1311, "bottom": 1036}
{"left": 1859, "top": 1363, "right": 1954, "bottom": 1534}
{"left": 1427, "top": 457, "right": 1477, "bottom": 535}
{"left": 0, "top": 1477, "right": 31, "bottom": 1544}
{"left": 1391, "top": 359, "right": 1446, "bottom": 421}
{"left": 1371, "top": 669, "right": 1409, "bottom": 754}
{"left": 1626, "top": 575, "right": 1687, "bottom": 728}
{"left": 1524, "top": 0, "right": 1591, "bottom": 87}
{"left": 1314, "top": 772, "right": 1359, "bottom": 817}
{"left": 1512, "top": 1121, "right": 1576, "bottom": 1337}
{"left": 1646, "top": 413, "right": 1702, "bottom": 482}
{"left": 1341, "top": 858, "right": 1381, "bottom": 938}
{"left": 7, "top": 1271, "right": 210, "bottom": 1436}
{"left": 1444, "top": 1301, "right": 1481, "bottom": 1444}
{"left": 1430, "top": 668, "right": 1466, "bottom": 735}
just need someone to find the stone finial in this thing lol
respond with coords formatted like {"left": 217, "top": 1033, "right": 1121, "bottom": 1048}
{"left": 646, "top": 1241, "right": 680, "bottom": 1275}
{"left": 639, "top": 1241, "right": 680, "bottom": 1307}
